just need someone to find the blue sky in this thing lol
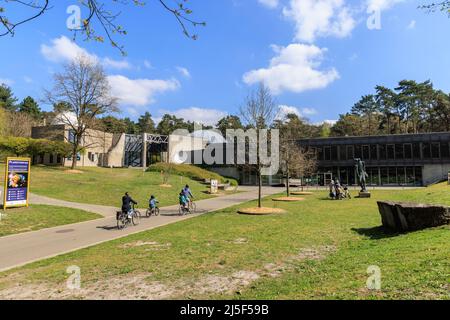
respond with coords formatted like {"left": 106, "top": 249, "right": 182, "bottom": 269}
{"left": 0, "top": 0, "right": 449, "bottom": 125}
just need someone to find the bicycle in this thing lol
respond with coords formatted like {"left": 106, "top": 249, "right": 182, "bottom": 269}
{"left": 178, "top": 204, "right": 190, "bottom": 216}
{"left": 188, "top": 200, "right": 196, "bottom": 213}
{"left": 117, "top": 204, "right": 140, "bottom": 230}
{"left": 145, "top": 206, "right": 160, "bottom": 217}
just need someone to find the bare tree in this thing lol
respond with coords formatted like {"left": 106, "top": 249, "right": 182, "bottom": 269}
{"left": 45, "top": 55, "right": 118, "bottom": 169}
{"left": 239, "top": 83, "right": 277, "bottom": 208}
{"left": 280, "top": 141, "right": 317, "bottom": 197}
{"left": 0, "top": 0, "right": 205, "bottom": 55}
{"left": 4, "top": 111, "right": 38, "bottom": 137}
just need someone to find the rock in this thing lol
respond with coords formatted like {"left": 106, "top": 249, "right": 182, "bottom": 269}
{"left": 377, "top": 201, "right": 450, "bottom": 232}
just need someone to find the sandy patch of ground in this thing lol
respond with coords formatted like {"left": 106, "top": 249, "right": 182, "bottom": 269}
{"left": 119, "top": 241, "right": 172, "bottom": 251}
{"left": 272, "top": 197, "right": 305, "bottom": 202}
{"left": 237, "top": 207, "right": 286, "bottom": 215}
{"left": 159, "top": 184, "right": 172, "bottom": 188}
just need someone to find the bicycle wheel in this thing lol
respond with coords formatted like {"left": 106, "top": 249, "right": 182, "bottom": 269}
{"left": 190, "top": 202, "right": 196, "bottom": 213}
{"left": 154, "top": 208, "right": 160, "bottom": 216}
{"left": 132, "top": 211, "right": 141, "bottom": 225}
{"left": 117, "top": 215, "right": 126, "bottom": 230}
{"left": 178, "top": 206, "right": 183, "bottom": 216}
{"left": 145, "top": 208, "right": 151, "bottom": 218}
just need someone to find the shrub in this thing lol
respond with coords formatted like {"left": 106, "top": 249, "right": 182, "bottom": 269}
{"left": 0, "top": 136, "right": 72, "bottom": 158}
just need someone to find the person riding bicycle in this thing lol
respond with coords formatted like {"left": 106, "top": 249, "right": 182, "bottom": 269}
{"left": 149, "top": 195, "right": 159, "bottom": 210}
{"left": 182, "top": 184, "right": 194, "bottom": 205}
{"left": 179, "top": 191, "right": 189, "bottom": 211}
{"left": 122, "top": 192, "right": 137, "bottom": 219}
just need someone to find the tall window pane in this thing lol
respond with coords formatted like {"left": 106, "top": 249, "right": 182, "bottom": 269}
{"left": 387, "top": 145, "right": 395, "bottom": 160}
{"left": 404, "top": 144, "right": 412, "bottom": 159}
{"left": 395, "top": 144, "right": 404, "bottom": 160}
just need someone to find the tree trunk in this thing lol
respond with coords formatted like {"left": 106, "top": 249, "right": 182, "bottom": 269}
{"left": 258, "top": 169, "right": 262, "bottom": 208}
{"left": 286, "top": 166, "right": 290, "bottom": 197}
{"left": 71, "top": 148, "right": 77, "bottom": 170}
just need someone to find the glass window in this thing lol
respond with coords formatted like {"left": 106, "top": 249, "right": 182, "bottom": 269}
{"left": 354, "top": 145, "right": 362, "bottom": 159}
{"left": 397, "top": 167, "right": 406, "bottom": 185}
{"left": 331, "top": 146, "right": 338, "bottom": 161}
{"left": 362, "top": 145, "right": 370, "bottom": 160}
{"left": 379, "top": 145, "right": 386, "bottom": 160}
{"left": 388, "top": 167, "right": 397, "bottom": 184}
{"left": 415, "top": 167, "right": 423, "bottom": 186}
{"left": 431, "top": 143, "right": 440, "bottom": 159}
{"left": 413, "top": 143, "right": 421, "bottom": 159}
{"left": 395, "top": 144, "right": 404, "bottom": 160}
{"left": 441, "top": 142, "right": 450, "bottom": 158}
{"left": 347, "top": 145, "right": 354, "bottom": 160}
{"left": 406, "top": 167, "right": 415, "bottom": 184}
{"left": 404, "top": 144, "right": 412, "bottom": 159}
{"left": 423, "top": 143, "right": 431, "bottom": 159}
{"left": 68, "top": 130, "right": 76, "bottom": 143}
{"left": 339, "top": 146, "right": 347, "bottom": 161}
{"left": 370, "top": 145, "right": 378, "bottom": 160}
{"left": 324, "top": 146, "right": 331, "bottom": 161}
{"left": 380, "top": 167, "right": 388, "bottom": 185}
{"left": 387, "top": 145, "right": 395, "bottom": 160}
{"left": 368, "top": 167, "right": 379, "bottom": 185}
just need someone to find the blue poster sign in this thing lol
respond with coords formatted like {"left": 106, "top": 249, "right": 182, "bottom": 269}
{"left": 3, "top": 158, "right": 31, "bottom": 208}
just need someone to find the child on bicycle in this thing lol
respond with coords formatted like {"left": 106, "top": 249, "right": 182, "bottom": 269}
{"left": 179, "top": 191, "right": 189, "bottom": 211}
{"left": 149, "top": 195, "right": 159, "bottom": 210}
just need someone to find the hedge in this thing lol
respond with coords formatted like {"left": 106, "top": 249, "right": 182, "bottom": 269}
{"left": 0, "top": 136, "right": 72, "bottom": 158}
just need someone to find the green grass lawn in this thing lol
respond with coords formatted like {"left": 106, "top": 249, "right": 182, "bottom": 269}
{"left": 0, "top": 183, "right": 448, "bottom": 299}
{"left": 0, "top": 205, "right": 101, "bottom": 237}
{"left": 0, "top": 164, "right": 216, "bottom": 208}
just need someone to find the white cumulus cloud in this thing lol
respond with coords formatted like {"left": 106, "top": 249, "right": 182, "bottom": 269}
{"left": 367, "top": 0, "right": 405, "bottom": 12}
{"left": 276, "top": 105, "right": 318, "bottom": 120}
{"left": 243, "top": 43, "right": 339, "bottom": 95}
{"left": 176, "top": 66, "right": 191, "bottom": 78}
{"left": 283, "top": 0, "right": 356, "bottom": 43}
{"left": 41, "top": 36, "right": 131, "bottom": 70}
{"left": 107, "top": 75, "right": 180, "bottom": 107}
{"left": 157, "top": 107, "right": 228, "bottom": 126}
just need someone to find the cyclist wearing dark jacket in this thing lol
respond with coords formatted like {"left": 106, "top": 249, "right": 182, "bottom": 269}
{"left": 122, "top": 192, "right": 137, "bottom": 213}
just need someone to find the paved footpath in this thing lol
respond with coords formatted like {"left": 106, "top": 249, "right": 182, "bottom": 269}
{"left": 0, "top": 186, "right": 283, "bottom": 272}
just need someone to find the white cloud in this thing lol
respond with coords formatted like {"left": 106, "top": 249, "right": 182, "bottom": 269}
{"left": 41, "top": 36, "right": 131, "bottom": 70}
{"left": 367, "top": 0, "right": 405, "bottom": 12}
{"left": 407, "top": 20, "right": 416, "bottom": 29}
{"left": 102, "top": 57, "right": 132, "bottom": 70}
{"left": 157, "top": 107, "right": 227, "bottom": 126}
{"left": 283, "top": 0, "right": 356, "bottom": 43}
{"left": 176, "top": 66, "right": 191, "bottom": 78}
{"left": 243, "top": 43, "right": 339, "bottom": 94}
{"left": 258, "top": 0, "right": 279, "bottom": 9}
{"left": 0, "top": 78, "right": 13, "bottom": 86}
{"left": 107, "top": 75, "right": 180, "bottom": 107}
{"left": 276, "top": 105, "right": 318, "bottom": 120}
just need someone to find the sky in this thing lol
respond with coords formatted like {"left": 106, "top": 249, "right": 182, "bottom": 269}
{"left": 0, "top": 0, "right": 449, "bottom": 126}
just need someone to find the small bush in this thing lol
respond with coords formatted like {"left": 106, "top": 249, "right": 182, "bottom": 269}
{"left": 147, "top": 163, "right": 238, "bottom": 186}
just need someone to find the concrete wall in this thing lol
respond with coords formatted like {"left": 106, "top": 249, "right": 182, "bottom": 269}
{"left": 423, "top": 164, "right": 450, "bottom": 185}
{"left": 106, "top": 133, "right": 126, "bottom": 167}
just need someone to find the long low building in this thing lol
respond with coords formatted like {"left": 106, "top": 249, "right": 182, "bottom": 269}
{"left": 297, "top": 132, "right": 450, "bottom": 186}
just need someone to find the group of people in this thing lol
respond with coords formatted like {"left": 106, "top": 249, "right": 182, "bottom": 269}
{"left": 329, "top": 179, "right": 351, "bottom": 200}
{"left": 120, "top": 185, "right": 195, "bottom": 217}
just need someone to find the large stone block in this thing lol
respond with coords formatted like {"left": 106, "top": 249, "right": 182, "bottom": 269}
{"left": 377, "top": 201, "right": 450, "bottom": 232}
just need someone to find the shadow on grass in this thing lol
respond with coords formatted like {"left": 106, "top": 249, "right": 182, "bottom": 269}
{"left": 352, "top": 226, "right": 401, "bottom": 240}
